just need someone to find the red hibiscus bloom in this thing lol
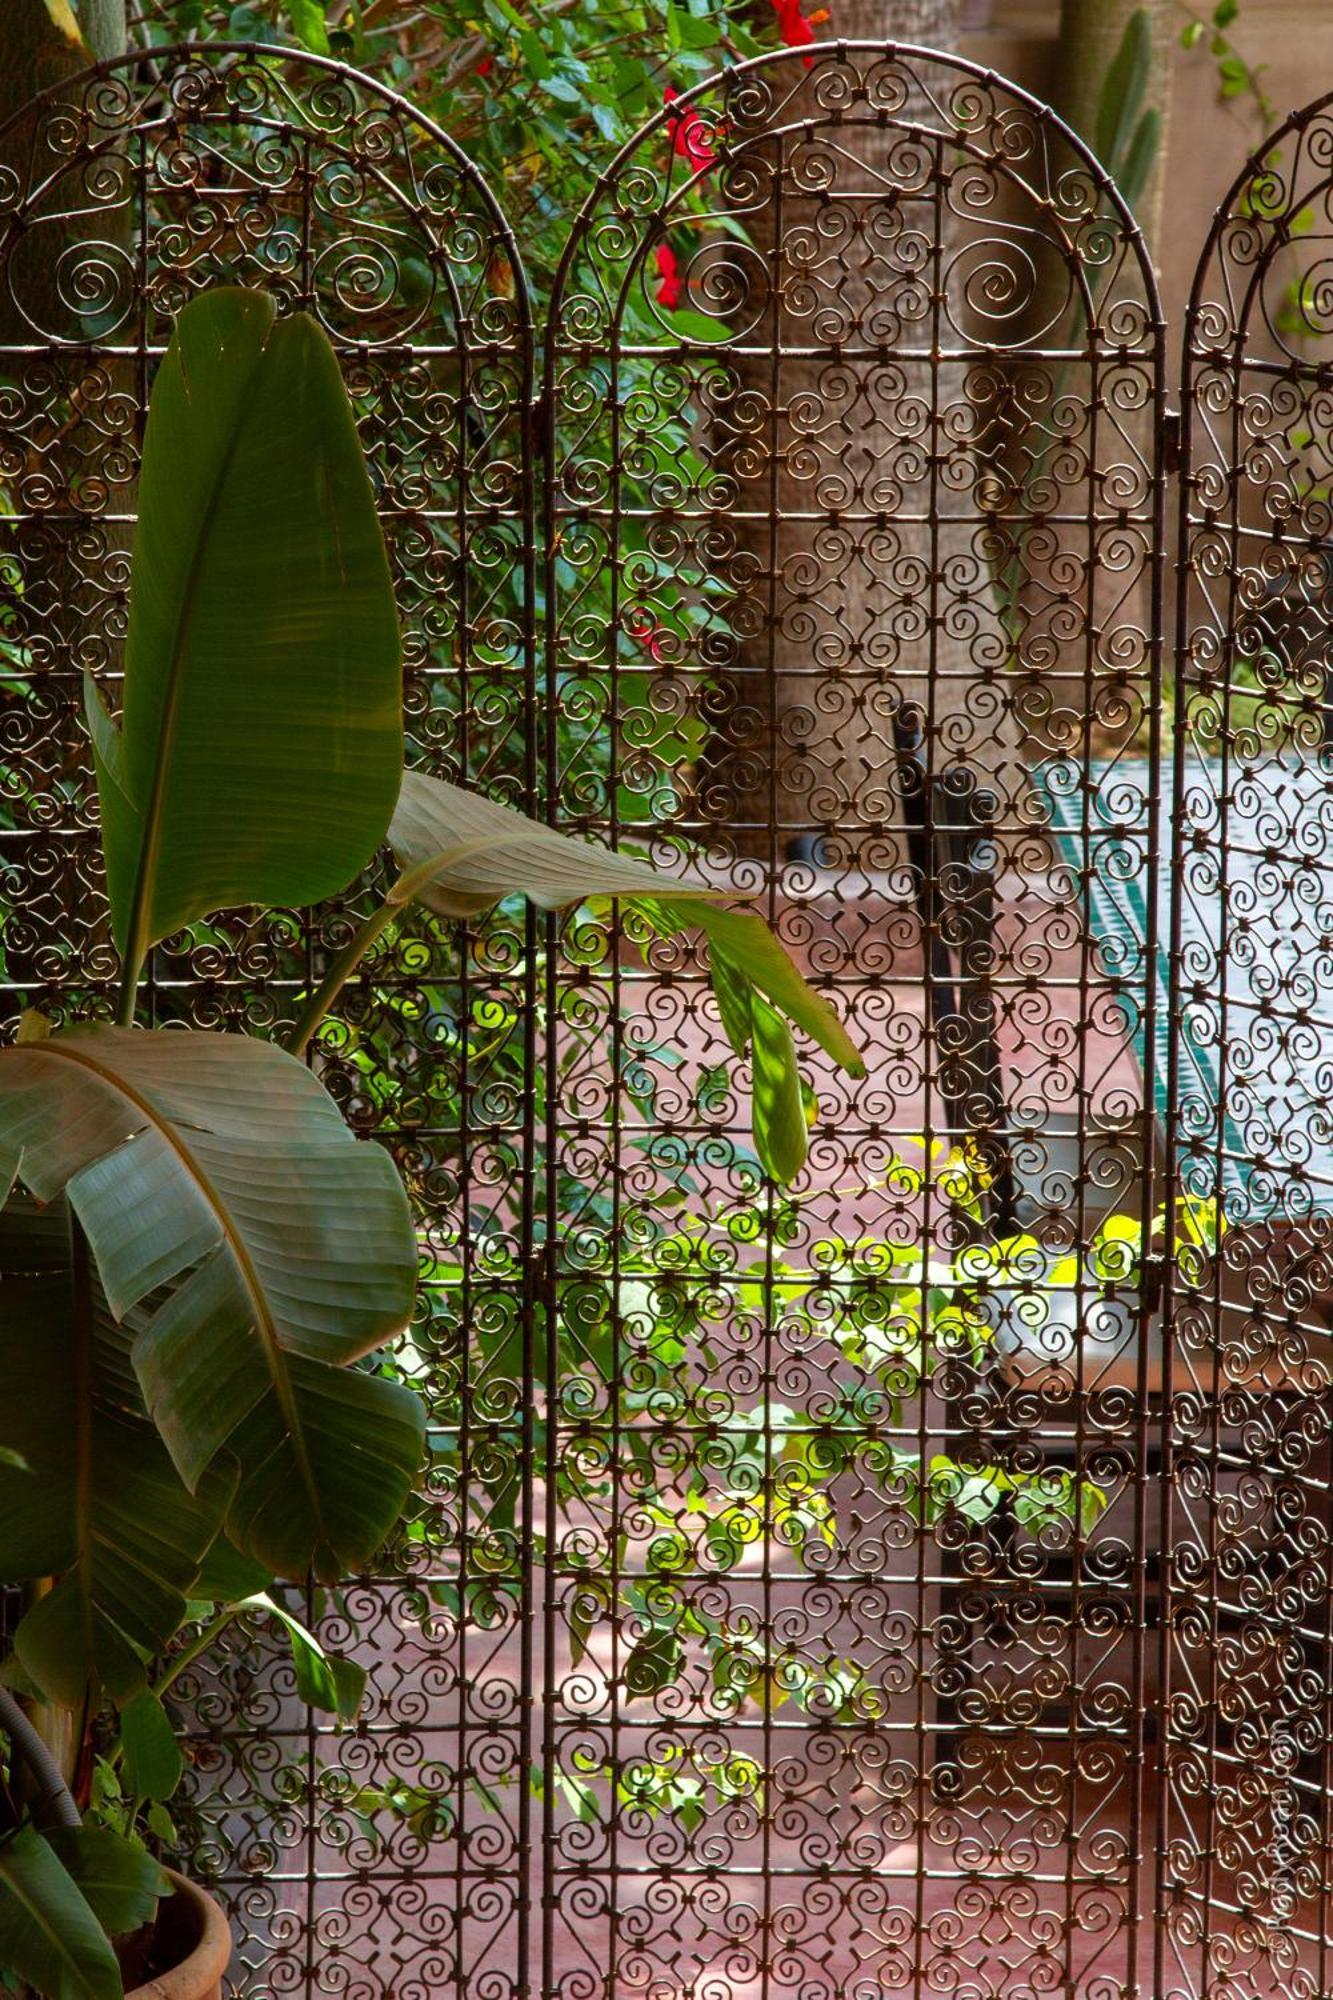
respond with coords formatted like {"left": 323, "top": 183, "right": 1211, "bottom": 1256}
{"left": 654, "top": 243, "right": 682, "bottom": 312}
{"left": 772, "top": 0, "right": 822, "bottom": 65}
{"left": 663, "top": 85, "right": 714, "bottom": 172}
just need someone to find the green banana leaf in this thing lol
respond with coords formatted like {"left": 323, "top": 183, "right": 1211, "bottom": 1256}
{"left": 0, "top": 1026, "right": 424, "bottom": 1587}
{"left": 0, "top": 1190, "right": 235, "bottom": 1705}
{"left": 45, "top": 1828, "right": 167, "bottom": 1939}
{"left": 85, "top": 285, "right": 402, "bottom": 978}
{"left": 1116, "top": 105, "right": 1161, "bottom": 211}
{"left": 386, "top": 770, "right": 864, "bottom": 1181}
{"left": 1095, "top": 7, "right": 1151, "bottom": 173}
{"left": 189, "top": 1534, "right": 274, "bottom": 1602}
{"left": 117, "top": 1690, "right": 183, "bottom": 1803}
{"left": 0, "top": 1824, "right": 164, "bottom": 2000}
{"left": 709, "top": 950, "right": 805, "bottom": 1185}
{"left": 388, "top": 769, "right": 724, "bottom": 918}
{"left": 237, "top": 1592, "right": 366, "bottom": 1722}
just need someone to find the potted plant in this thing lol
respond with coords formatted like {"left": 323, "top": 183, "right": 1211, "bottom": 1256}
{"left": 0, "top": 284, "right": 862, "bottom": 1997}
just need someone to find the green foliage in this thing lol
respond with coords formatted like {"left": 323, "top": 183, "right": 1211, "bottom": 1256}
{"left": 0, "top": 284, "right": 421, "bottom": 1989}
{"left": 968, "top": 1195, "right": 1223, "bottom": 1295}
{"left": 0, "top": 1824, "right": 164, "bottom": 2000}
{"left": 389, "top": 1150, "right": 1227, "bottom": 1849}
{"left": 1178, "top": 2, "right": 1273, "bottom": 125}
{"left": 402, "top": 1164, "right": 1133, "bottom": 1797}
{"left": 134, "top": 0, "right": 781, "bottom": 829}
{"left": 0, "top": 1025, "right": 423, "bottom": 1619}
{"left": 117, "top": 1693, "right": 182, "bottom": 1805}
{"left": 238, "top": 1594, "right": 367, "bottom": 1722}
{"left": 616, "top": 1744, "right": 762, "bottom": 1837}
{"left": 147, "top": 2, "right": 770, "bottom": 306}
{"left": 86, "top": 286, "right": 402, "bottom": 991}
{"left": 41, "top": 1829, "right": 165, "bottom": 1943}
{"left": 383, "top": 771, "right": 862, "bottom": 1179}
{"left": 0, "top": 1185, "right": 237, "bottom": 1705}
{"left": 1093, "top": 10, "right": 1161, "bottom": 211}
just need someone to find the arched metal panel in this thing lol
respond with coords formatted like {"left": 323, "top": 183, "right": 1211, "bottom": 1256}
{"left": 1171, "top": 90, "right": 1333, "bottom": 2000}
{"left": 0, "top": 45, "right": 535, "bottom": 1997}
{"left": 543, "top": 43, "right": 1168, "bottom": 2000}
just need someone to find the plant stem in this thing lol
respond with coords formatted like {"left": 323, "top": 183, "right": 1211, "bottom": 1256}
{"left": 286, "top": 833, "right": 502, "bottom": 1055}
{"left": 0, "top": 1688, "right": 80, "bottom": 1831}
{"left": 115, "top": 951, "right": 143, "bottom": 1029}
{"left": 15, "top": 1589, "right": 84, "bottom": 1796}
{"left": 104, "top": 1607, "right": 240, "bottom": 1779}
{"left": 284, "top": 901, "right": 399, "bottom": 1058}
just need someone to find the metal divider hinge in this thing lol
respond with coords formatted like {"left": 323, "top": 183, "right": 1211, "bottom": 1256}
{"left": 1142, "top": 1251, "right": 1167, "bottom": 1318}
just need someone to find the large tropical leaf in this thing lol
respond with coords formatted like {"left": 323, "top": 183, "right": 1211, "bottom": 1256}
{"left": 0, "top": 1825, "right": 139, "bottom": 2000}
{"left": 85, "top": 285, "right": 402, "bottom": 976}
{"left": 0, "top": 1026, "right": 424, "bottom": 1584}
{"left": 0, "top": 1191, "right": 233, "bottom": 1705}
{"left": 386, "top": 771, "right": 864, "bottom": 1179}
{"left": 117, "top": 1691, "right": 183, "bottom": 1803}
{"left": 388, "top": 769, "right": 724, "bottom": 918}
{"left": 45, "top": 1828, "right": 167, "bottom": 1942}
{"left": 0, "top": 1823, "right": 165, "bottom": 2000}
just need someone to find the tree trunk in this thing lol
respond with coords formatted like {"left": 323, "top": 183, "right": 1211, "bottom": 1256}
{"left": 699, "top": 1, "right": 1026, "bottom": 867}
{"left": 77, "top": 0, "right": 126, "bottom": 60}
{"left": 0, "top": 7, "right": 92, "bottom": 344}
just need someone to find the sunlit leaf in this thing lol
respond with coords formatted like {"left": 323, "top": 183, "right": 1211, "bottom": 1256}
{"left": 385, "top": 771, "right": 863, "bottom": 1182}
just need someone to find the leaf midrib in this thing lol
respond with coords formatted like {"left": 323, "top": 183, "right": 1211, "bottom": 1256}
{"left": 29, "top": 1040, "right": 321, "bottom": 1533}
{"left": 389, "top": 833, "right": 720, "bottom": 912}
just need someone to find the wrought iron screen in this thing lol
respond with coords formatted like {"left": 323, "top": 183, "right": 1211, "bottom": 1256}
{"left": 1168, "top": 88, "right": 1333, "bottom": 2000}
{"left": 0, "top": 36, "right": 1330, "bottom": 2000}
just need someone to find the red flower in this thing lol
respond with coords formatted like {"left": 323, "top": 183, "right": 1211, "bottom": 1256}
{"left": 771, "top": 0, "right": 821, "bottom": 64}
{"left": 654, "top": 243, "right": 682, "bottom": 312}
{"left": 663, "top": 86, "right": 714, "bottom": 172}
{"left": 627, "top": 611, "right": 667, "bottom": 663}
{"left": 475, "top": 56, "right": 493, "bottom": 76}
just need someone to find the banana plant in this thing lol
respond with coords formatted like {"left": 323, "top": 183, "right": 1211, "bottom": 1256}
{"left": 0, "top": 284, "right": 861, "bottom": 1995}
{"left": 290, "top": 770, "right": 863, "bottom": 1183}
{"left": 1094, "top": 8, "right": 1161, "bottom": 217}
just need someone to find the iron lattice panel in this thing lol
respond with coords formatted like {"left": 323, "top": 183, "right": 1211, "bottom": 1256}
{"left": 1170, "top": 88, "right": 1333, "bottom": 2000}
{"left": 540, "top": 45, "right": 1166, "bottom": 2000}
{"left": 0, "top": 45, "right": 538, "bottom": 1997}
{"left": 2, "top": 32, "right": 1331, "bottom": 2000}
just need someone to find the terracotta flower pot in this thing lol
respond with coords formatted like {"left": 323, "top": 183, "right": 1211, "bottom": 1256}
{"left": 126, "top": 1871, "right": 231, "bottom": 2000}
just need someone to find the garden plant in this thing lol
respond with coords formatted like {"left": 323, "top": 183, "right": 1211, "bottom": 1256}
{"left": 0, "top": 282, "right": 860, "bottom": 1996}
